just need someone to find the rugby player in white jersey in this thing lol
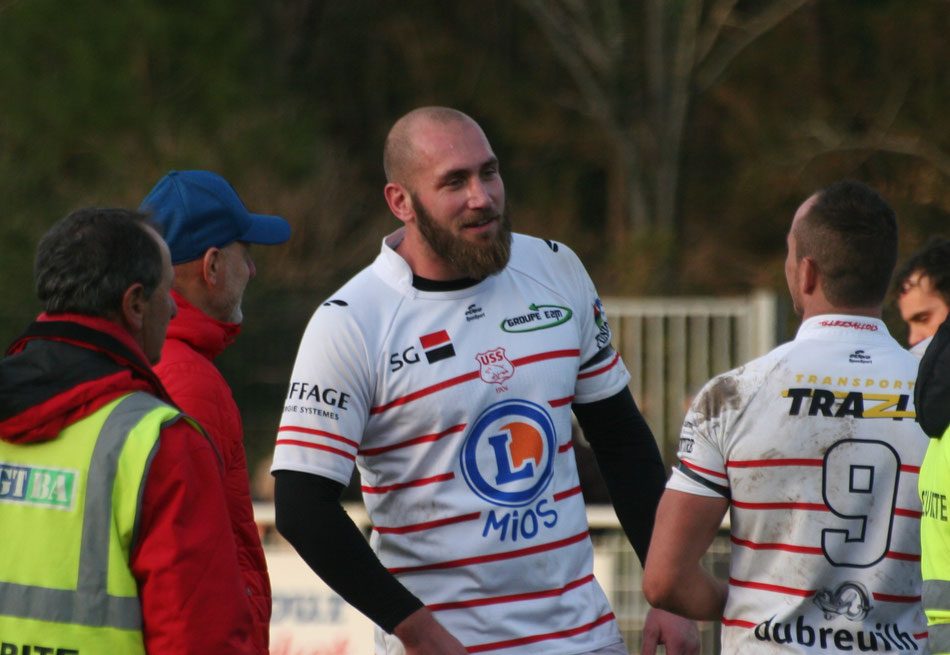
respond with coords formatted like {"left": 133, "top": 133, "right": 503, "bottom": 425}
{"left": 643, "top": 181, "right": 930, "bottom": 653}
{"left": 271, "top": 107, "right": 699, "bottom": 655}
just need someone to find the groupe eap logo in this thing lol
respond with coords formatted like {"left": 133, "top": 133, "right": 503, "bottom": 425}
{"left": 460, "top": 399, "right": 557, "bottom": 507}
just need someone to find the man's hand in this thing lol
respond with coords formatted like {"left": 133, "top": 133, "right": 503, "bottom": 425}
{"left": 394, "top": 607, "right": 469, "bottom": 655}
{"left": 640, "top": 607, "right": 700, "bottom": 655}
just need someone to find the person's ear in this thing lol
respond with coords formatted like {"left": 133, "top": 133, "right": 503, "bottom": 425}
{"left": 800, "top": 256, "right": 820, "bottom": 296}
{"left": 200, "top": 247, "right": 222, "bottom": 286}
{"left": 384, "top": 183, "right": 414, "bottom": 225}
{"left": 120, "top": 282, "right": 147, "bottom": 332}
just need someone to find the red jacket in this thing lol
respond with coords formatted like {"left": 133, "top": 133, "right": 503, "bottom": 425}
{"left": 0, "top": 314, "right": 255, "bottom": 654}
{"left": 154, "top": 291, "right": 271, "bottom": 653}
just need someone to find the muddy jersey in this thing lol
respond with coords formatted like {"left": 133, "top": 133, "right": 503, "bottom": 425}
{"left": 668, "top": 315, "right": 929, "bottom": 653}
{"left": 272, "top": 230, "right": 630, "bottom": 654}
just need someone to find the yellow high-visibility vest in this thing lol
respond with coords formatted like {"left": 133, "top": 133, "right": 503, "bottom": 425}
{"left": 921, "top": 426, "right": 950, "bottom": 655}
{"left": 0, "top": 392, "right": 185, "bottom": 654}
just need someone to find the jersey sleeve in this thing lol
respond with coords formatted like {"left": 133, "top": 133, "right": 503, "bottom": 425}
{"left": 665, "top": 376, "right": 732, "bottom": 499}
{"left": 558, "top": 244, "right": 630, "bottom": 403}
{"left": 271, "top": 304, "right": 374, "bottom": 486}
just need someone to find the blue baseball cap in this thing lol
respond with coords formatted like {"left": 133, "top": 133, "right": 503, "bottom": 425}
{"left": 140, "top": 170, "right": 291, "bottom": 264}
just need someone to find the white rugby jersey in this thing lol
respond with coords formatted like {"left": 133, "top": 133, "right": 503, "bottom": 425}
{"left": 668, "top": 315, "right": 930, "bottom": 653}
{"left": 273, "top": 230, "right": 630, "bottom": 654}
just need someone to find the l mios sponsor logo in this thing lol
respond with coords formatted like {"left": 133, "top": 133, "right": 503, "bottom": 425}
{"left": 460, "top": 400, "right": 559, "bottom": 542}
{"left": 500, "top": 304, "right": 572, "bottom": 333}
{"left": 0, "top": 463, "right": 78, "bottom": 511}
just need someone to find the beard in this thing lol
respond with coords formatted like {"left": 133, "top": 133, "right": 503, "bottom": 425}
{"left": 412, "top": 194, "right": 512, "bottom": 279}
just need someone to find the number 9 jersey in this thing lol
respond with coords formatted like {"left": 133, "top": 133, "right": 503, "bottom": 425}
{"left": 667, "top": 315, "right": 930, "bottom": 653}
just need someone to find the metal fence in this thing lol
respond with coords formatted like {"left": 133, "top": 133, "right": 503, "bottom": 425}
{"left": 603, "top": 290, "right": 778, "bottom": 463}
{"left": 584, "top": 291, "right": 778, "bottom": 652}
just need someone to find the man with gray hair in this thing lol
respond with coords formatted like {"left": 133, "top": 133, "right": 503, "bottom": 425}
{"left": 0, "top": 208, "right": 254, "bottom": 653}
{"left": 140, "top": 170, "right": 291, "bottom": 653}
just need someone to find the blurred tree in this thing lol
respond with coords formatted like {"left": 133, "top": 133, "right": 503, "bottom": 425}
{"left": 515, "top": 0, "right": 809, "bottom": 246}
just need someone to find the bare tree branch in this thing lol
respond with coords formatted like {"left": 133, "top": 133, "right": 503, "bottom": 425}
{"left": 517, "top": 0, "right": 618, "bottom": 129}
{"left": 520, "top": 0, "right": 809, "bottom": 237}
{"left": 797, "top": 111, "right": 950, "bottom": 180}
{"left": 696, "top": 0, "right": 741, "bottom": 64}
{"left": 694, "top": 0, "right": 812, "bottom": 94}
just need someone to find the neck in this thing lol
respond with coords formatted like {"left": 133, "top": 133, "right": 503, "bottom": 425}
{"left": 800, "top": 303, "right": 883, "bottom": 322}
{"left": 394, "top": 229, "right": 462, "bottom": 281}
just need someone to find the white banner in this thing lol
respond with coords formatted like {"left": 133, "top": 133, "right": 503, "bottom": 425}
{"left": 268, "top": 548, "right": 375, "bottom": 655}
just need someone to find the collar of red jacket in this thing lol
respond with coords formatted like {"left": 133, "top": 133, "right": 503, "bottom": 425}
{"left": 166, "top": 289, "right": 242, "bottom": 361}
{"left": 0, "top": 313, "right": 171, "bottom": 444}
{"left": 7, "top": 312, "right": 150, "bottom": 358}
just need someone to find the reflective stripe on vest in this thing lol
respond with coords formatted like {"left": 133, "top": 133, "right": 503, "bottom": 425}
{"left": 924, "top": 579, "right": 950, "bottom": 613}
{"left": 931, "top": 622, "right": 950, "bottom": 654}
{"left": 0, "top": 393, "right": 172, "bottom": 629}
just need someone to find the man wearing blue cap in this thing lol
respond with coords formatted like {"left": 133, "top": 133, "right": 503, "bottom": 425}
{"left": 140, "top": 170, "right": 291, "bottom": 655}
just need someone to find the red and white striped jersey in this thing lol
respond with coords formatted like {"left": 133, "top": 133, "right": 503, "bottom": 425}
{"left": 668, "top": 315, "right": 930, "bottom": 653}
{"left": 272, "top": 230, "right": 630, "bottom": 654}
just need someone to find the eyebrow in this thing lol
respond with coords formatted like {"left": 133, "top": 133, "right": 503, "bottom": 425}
{"left": 438, "top": 157, "right": 499, "bottom": 183}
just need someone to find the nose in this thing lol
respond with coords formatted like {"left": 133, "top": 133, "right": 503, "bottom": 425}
{"left": 908, "top": 325, "right": 925, "bottom": 347}
{"left": 467, "top": 179, "right": 492, "bottom": 210}
{"left": 247, "top": 252, "right": 257, "bottom": 280}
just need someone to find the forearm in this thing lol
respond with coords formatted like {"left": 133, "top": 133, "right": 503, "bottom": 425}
{"left": 273, "top": 470, "right": 424, "bottom": 632}
{"left": 573, "top": 388, "right": 666, "bottom": 565}
{"left": 647, "top": 562, "right": 729, "bottom": 620}
{"left": 642, "top": 489, "right": 730, "bottom": 621}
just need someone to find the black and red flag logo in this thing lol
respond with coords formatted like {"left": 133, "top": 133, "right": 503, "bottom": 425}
{"left": 419, "top": 330, "right": 455, "bottom": 364}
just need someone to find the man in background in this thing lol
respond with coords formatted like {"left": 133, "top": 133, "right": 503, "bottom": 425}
{"left": 141, "top": 170, "right": 291, "bottom": 654}
{"left": 643, "top": 181, "right": 930, "bottom": 652}
{"left": 894, "top": 236, "right": 950, "bottom": 357}
{"left": 0, "top": 208, "right": 254, "bottom": 653}
{"left": 916, "top": 309, "right": 950, "bottom": 654}
{"left": 272, "top": 106, "right": 697, "bottom": 655}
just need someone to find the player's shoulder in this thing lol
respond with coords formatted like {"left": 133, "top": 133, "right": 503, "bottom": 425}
{"left": 301, "top": 264, "right": 402, "bottom": 344}
{"left": 511, "top": 232, "right": 578, "bottom": 258}
{"left": 508, "top": 233, "right": 587, "bottom": 281}
{"left": 691, "top": 343, "right": 793, "bottom": 411}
